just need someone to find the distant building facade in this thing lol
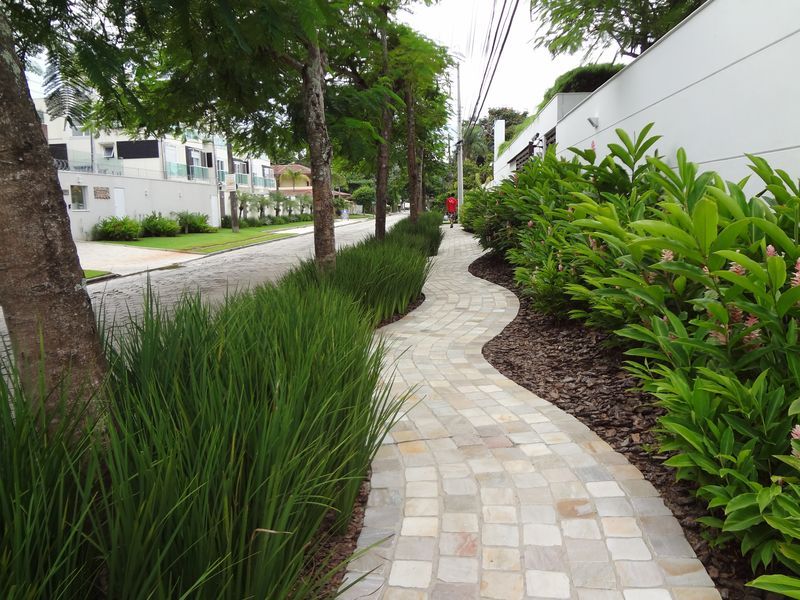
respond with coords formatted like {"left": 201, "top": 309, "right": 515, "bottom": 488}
{"left": 37, "top": 99, "right": 277, "bottom": 240}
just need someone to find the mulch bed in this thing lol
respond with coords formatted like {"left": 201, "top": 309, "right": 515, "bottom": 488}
{"left": 469, "top": 252, "right": 763, "bottom": 600}
{"left": 378, "top": 293, "right": 426, "bottom": 328}
{"left": 309, "top": 479, "right": 370, "bottom": 599}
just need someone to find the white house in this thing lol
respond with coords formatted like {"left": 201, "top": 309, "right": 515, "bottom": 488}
{"left": 492, "top": 0, "right": 800, "bottom": 190}
{"left": 37, "top": 100, "right": 277, "bottom": 240}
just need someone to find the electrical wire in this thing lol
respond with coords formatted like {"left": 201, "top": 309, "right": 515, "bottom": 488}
{"left": 459, "top": 0, "right": 521, "bottom": 146}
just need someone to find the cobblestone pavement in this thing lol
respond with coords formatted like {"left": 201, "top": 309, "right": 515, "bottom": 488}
{"left": 342, "top": 228, "right": 719, "bottom": 600}
{"left": 0, "top": 215, "right": 400, "bottom": 341}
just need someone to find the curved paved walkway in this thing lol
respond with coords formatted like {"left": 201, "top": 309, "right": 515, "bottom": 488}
{"left": 341, "top": 228, "right": 719, "bottom": 600}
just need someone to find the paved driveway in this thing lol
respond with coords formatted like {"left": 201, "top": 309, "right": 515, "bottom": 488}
{"left": 1, "top": 214, "right": 401, "bottom": 340}
{"left": 78, "top": 242, "right": 198, "bottom": 275}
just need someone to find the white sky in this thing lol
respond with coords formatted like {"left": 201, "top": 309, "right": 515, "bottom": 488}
{"left": 398, "top": 0, "right": 617, "bottom": 139}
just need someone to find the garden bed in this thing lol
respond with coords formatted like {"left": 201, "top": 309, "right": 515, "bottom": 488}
{"left": 469, "top": 252, "right": 760, "bottom": 600}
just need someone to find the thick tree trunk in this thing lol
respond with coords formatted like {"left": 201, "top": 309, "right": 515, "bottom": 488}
{"left": 0, "top": 15, "right": 106, "bottom": 424}
{"left": 375, "top": 15, "right": 391, "bottom": 240}
{"left": 405, "top": 84, "right": 419, "bottom": 224}
{"left": 418, "top": 148, "right": 425, "bottom": 214}
{"left": 226, "top": 141, "right": 239, "bottom": 232}
{"left": 302, "top": 42, "right": 336, "bottom": 269}
{"left": 375, "top": 108, "right": 391, "bottom": 240}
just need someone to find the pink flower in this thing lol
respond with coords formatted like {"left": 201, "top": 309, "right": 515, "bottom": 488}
{"left": 527, "top": 220, "right": 533, "bottom": 228}
{"left": 708, "top": 330, "right": 727, "bottom": 344}
{"left": 567, "top": 206, "right": 574, "bottom": 214}
{"left": 743, "top": 315, "right": 761, "bottom": 345}
{"left": 792, "top": 258, "right": 800, "bottom": 287}
{"left": 728, "top": 305, "right": 743, "bottom": 323}
{"left": 661, "top": 249, "right": 674, "bottom": 262}
{"left": 792, "top": 424, "right": 800, "bottom": 440}
{"left": 589, "top": 237, "right": 599, "bottom": 251}
{"left": 702, "top": 266, "right": 710, "bottom": 276}
{"left": 767, "top": 245, "right": 778, "bottom": 257}
{"left": 729, "top": 262, "right": 746, "bottom": 276}
{"left": 645, "top": 272, "right": 655, "bottom": 284}
{"left": 558, "top": 263, "right": 564, "bottom": 272}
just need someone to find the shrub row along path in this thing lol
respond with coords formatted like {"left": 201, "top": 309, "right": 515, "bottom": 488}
{"left": 342, "top": 227, "right": 718, "bottom": 600}
{"left": 0, "top": 215, "right": 401, "bottom": 342}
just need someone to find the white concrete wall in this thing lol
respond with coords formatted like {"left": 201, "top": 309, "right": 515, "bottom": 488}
{"left": 492, "top": 93, "right": 590, "bottom": 186}
{"left": 556, "top": 0, "right": 800, "bottom": 188}
{"left": 493, "top": 97, "right": 559, "bottom": 185}
{"left": 60, "top": 172, "right": 220, "bottom": 240}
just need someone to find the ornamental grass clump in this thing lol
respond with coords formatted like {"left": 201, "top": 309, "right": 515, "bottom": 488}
{"left": 283, "top": 215, "right": 440, "bottom": 325}
{"left": 468, "top": 124, "right": 800, "bottom": 590}
{"left": 1, "top": 282, "right": 406, "bottom": 598}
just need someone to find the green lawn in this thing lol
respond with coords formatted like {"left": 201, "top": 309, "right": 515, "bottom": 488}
{"left": 83, "top": 269, "right": 110, "bottom": 279}
{"left": 347, "top": 213, "right": 373, "bottom": 219}
{"left": 107, "top": 229, "right": 296, "bottom": 254}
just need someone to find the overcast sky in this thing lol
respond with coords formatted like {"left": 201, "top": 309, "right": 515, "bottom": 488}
{"left": 398, "top": 0, "right": 617, "bottom": 139}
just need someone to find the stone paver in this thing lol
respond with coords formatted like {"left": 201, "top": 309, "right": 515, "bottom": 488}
{"left": 342, "top": 228, "right": 718, "bottom": 600}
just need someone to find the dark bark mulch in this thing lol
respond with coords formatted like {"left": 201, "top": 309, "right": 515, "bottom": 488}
{"left": 309, "top": 479, "right": 370, "bottom": 599}
{"left": 469, "top": 252, "right": 762, "bottom": 600}
{"left": 378, "top": 293, "right": 426, "bottom": 328}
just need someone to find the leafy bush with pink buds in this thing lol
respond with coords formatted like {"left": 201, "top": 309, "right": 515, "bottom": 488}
{"left": 472, "top": 124, "right": 800, "bottom": 589}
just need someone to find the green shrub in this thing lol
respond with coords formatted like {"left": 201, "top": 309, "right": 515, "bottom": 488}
{"left": 93, "top": 216, "right": 141, "bottom": 241}
{"left": 352, "top": 185, "right": 376, "bottom": 213}
{"left": 272, "top": 215, "right": 289, "bottom": 225}
{"left": 140, "top": 212, "right": 180, "bottom": 237}
{"left": 470, "top": 124, "right": 800, "bottom": 584}
{"left": 298, "top": 213, "right": 313, "bottom": 222}
{"left": 1, "top": 277, "right": 409, "bottom": 598}
{"left": 175, "top": 211, "right": 214, "bottom": 233}
{"left": 243, "top": 216, "right": 261, "bottom": 227}
{"left": 387, "top": 211, "right": 445, "bottom": 256}
{"left": 221, "top": 215, "right": 232, "bottom": 228}
{"left": 281, "top": 215, "right": 440, "bottom": 325}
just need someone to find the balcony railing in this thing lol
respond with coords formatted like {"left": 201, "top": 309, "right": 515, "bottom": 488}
{"left": 166, "top": 161, "right": 188, "bottom": 178}
{"left": 53, "top": 150, "right": 123, "bottom": 176}
{"left": 235, "top": 173, "right": 249, "bottom": 186}
{"left": 217, "top": 170, "right": 227, "bottom": 183}
{"left": 188, "top": 165, "right": 210, "bottom": 181}
{"left": 252, "top": 175, "right": 270, "bottom": 188}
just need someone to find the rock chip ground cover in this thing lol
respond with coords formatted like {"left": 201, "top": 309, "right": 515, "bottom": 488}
{"left": 341, "top": 228, "right": 717, "bottom": 600}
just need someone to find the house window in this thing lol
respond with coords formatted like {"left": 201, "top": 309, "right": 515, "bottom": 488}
{"left": 71, "top": 125, "right": 89, "bottom": 137}
{"left": 70, "top": 185, "right": 87, "bottom": 210}
{"left": 262, "top": 165, "right": 273, "bottom": 179}
{"left": 102, "top": 144, "right": 115, "bottom": 158}
{"left": 233, "top": 160, "right": 248, "bottom": 174}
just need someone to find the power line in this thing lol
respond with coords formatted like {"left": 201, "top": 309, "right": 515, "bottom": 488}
{"left": 469, "top": 0, "right": 510, "bottom": 130}
{"left": 462, "top": 0, "right": 520, "bottom": 143}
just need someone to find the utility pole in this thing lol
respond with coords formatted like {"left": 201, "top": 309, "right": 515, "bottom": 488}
{"left": 456, "top": 62, "right": 464, "bottom": 214}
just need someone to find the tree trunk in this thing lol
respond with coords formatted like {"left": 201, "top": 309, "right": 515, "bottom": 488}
{"left": 302, "top": 42, "right": 336, "bottom": 269}
{"left": 375, "top": 13, "right": 391, "bottom": 240}
{"left": 405, "top": 83, "right": 419, "bottom": 224}
{"left": 226, "top": 141, "right": 239, "bottom": 232}
{"left": 0, "top": 15, "right": 106, "bottom": 425}
{"left": 418, "top": 148, "right": 425, "bottom": 214}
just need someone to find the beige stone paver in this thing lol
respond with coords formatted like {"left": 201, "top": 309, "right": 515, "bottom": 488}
{"left": 341, "top": 228, "right": 718, "bottom": 600}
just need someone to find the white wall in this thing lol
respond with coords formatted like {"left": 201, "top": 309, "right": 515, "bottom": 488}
{"left": 60, "top": 172, "right": 220, "bottom": 240}
{"left": 556, "top": 0, "right": 800, "bottom": 188}
{"left": 492, "top": 93, "right": 590, "bottom": 186}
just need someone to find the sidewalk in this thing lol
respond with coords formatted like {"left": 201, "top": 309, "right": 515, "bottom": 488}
{"left": 342, "top": 228, "right": 718, "bottom": 600}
